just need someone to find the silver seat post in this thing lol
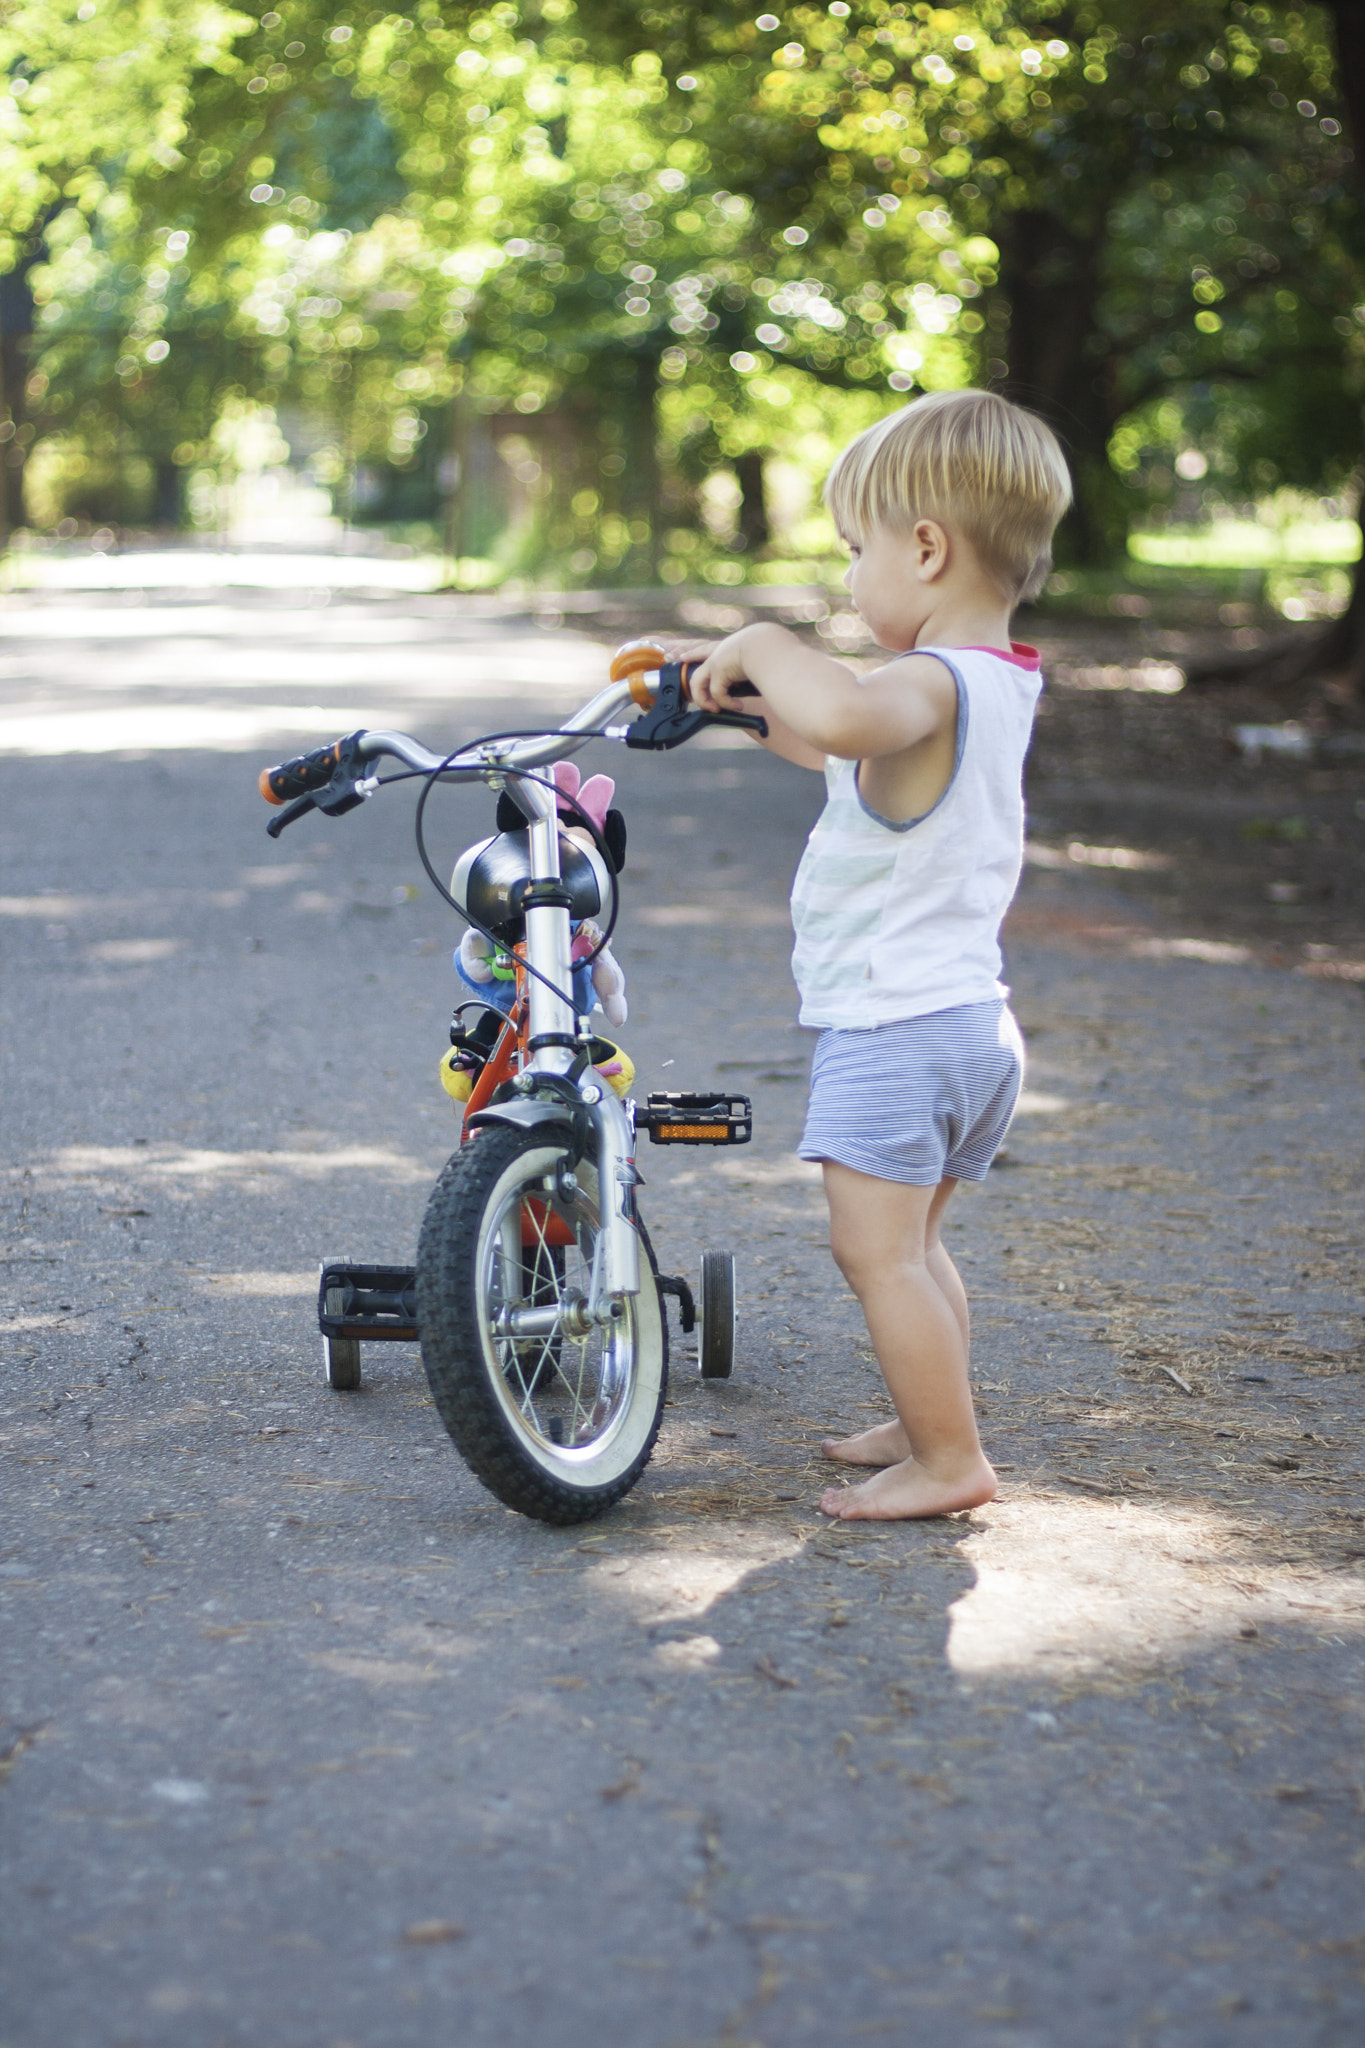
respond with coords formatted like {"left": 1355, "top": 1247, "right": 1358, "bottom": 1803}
{"left": 519, "top": 775, "right": 578, "bottom": 1077}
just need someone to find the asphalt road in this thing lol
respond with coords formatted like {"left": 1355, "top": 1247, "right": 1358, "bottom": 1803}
{"left": 2, "top": 578, "right": 1363, "bottom": 2048}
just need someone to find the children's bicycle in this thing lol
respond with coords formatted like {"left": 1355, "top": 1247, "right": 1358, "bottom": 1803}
{"left": 257, "top": 642, "right": 764, "bottom": 1525}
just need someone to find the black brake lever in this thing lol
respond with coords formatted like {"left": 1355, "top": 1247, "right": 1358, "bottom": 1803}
{"left": 265, "top": 772, "right": 371, "bottom": 838}
{"left": 264, "top": 732, "right": 374, "bottom": 838}
{"left": 624, "top": 661, "right": 767, "bottom": 752}
{"left": 266, "top": 792, "right": 319, "bottom": 838}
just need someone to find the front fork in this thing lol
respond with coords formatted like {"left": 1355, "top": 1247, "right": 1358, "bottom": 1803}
{"left": 586, "top": 1085, "right": 640, "bottom": 1307}
{"left": 520, "top": 774, "right": 639, "bottom": 1309}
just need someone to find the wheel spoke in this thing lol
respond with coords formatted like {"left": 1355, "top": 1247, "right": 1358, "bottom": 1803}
{"left": 463, "top": 1146, "right": 648, "bottom": 1458}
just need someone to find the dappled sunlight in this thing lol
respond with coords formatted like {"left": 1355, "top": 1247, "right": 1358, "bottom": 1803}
{"left": 40, "top": 1142, "right": 431, "bottom": 1186}
{"left": 0, "top": 589, "right": 620, "bottom": 759}
{"left": 0, "top": 893, "right": 106, "bottom": 918}
{"left": 85, "top": 938, "right": 182, "bottom": 964}
{"left": 715, "top": 1153, "right": 823, "bottom": 1187}
{"left": 583, "top": 1531, "right": 802, "bottom": 1630}
{"left": 1047, "top": 661, "right": 1185, "bottom": 694}
{"left": 1026, "top": 839, "right": 1173, "bottom": 873}
{"left": 2, "top": 549, "right": 446, "bottom": 593}
{"left": 635, "top": 899, "right": 790, "bottom": 929}
{"left": 1012, "top": 1089, "right": 1070, "bottom": 1115}
{"left": 947, "top": 1495, "right": 1365, "bottom": 1682}
{"left": 1131, "top": 936, "right": 1254, "bottom": 965}
{"left": 0, "top": 701, "right": 373, "bottom": 756}
{"left": 203, "top": 1271, "right": 317, "bottom": 1296}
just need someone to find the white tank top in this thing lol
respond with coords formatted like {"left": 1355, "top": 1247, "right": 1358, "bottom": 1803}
{"left": 790, "top": 644, "right": 1042, "bottom": 1029}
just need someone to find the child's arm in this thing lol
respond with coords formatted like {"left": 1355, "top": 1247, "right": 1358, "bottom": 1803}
{"left": 688, "top": 623, "right": 953, "bottom": 762}
{"left": 653, "top": 636, "right": 826, "bottom": 770}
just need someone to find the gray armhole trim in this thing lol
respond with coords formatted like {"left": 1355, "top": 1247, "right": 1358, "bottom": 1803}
{"left": 852, "top": 654, "right": 968, "bottom": 833}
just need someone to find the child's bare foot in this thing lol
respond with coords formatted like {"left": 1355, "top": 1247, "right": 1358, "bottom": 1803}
{"left": 818, "top": 1452, "right": 996, "bottom": 1521}
{"left": 820, "top": 1418, "right": 910, "bottom": 1468}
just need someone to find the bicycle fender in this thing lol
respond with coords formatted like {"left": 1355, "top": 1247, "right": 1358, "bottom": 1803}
{"left": 465, "top": 1101, "right": 576, "bottom": 1139}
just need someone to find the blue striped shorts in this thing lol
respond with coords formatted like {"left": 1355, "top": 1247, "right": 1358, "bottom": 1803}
{"left": 798, "top": 1000, "right": 1025, "bottom": 1186}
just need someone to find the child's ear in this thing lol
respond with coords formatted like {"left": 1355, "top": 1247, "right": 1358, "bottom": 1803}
{"left": 912, "top": 518, "right": 950, "bottom": 581}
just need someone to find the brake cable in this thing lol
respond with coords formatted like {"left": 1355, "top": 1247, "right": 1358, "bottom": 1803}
{"left": 410, "top": 734, "right": 621, "bottom": 1014}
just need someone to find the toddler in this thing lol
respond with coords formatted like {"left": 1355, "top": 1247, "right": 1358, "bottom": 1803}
{"left": 674, "top": 388, "right": 1071, "bottom": 1520}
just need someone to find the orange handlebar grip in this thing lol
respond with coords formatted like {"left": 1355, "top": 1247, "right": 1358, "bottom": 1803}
{"left": 609, "top": 639, "right": 698, "bottom": 709}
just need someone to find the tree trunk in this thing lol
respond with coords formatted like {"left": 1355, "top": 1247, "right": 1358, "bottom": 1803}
{"left": 0, "top": 263, "right": 35, "bottom": 543}
{"left": 994, "top": 208, "right": 1118, "bottom": 565}
{"left": 735, "top": 451, "right": 769, "bottom": 552}
{"left": 619, "top": 345, "right": 660, "bottom": 583}
{"left": 1194, "top": 1, "right": 1365, "bottom": 694}
{"left": 154, "top": 458, "right": 181, "bottom": 529}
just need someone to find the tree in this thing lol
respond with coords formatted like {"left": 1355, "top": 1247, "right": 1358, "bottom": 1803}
{"left": 5, "top": 0, "right": 1364, "bottom": 629}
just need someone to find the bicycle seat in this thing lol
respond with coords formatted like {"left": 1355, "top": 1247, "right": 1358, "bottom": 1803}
{"left": 451, "top": 827, "right": 611, "bottom": 941}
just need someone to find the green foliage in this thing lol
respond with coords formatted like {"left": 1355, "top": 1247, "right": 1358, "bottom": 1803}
{"left": 1, "top": 0, "right": 1362, "bottom": 580}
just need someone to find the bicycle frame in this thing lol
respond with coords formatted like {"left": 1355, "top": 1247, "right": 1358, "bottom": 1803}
{"left": 264, "top": 651, "right": 762, "bottom": 1338}
{"left": 349, "top": 676, "right": 644, "bottom": 1317}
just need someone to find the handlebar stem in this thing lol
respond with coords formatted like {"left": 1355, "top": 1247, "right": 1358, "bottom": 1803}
{"left": 523, "top": 794, "right": 577, "bottom": 1073}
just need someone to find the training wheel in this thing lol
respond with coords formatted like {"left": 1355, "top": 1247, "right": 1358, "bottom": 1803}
{"left": 698, "top": 1249, "right": 735, "bottom": 1380}
{"left": 322, "top": 1332, "right": 362, "bottom": 1391}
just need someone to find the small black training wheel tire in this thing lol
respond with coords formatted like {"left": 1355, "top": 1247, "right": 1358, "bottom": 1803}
{"left": 323, "top": 1333, "right": 362, "bottom": 1391}
{"left": 698, "top": 1248, "right": 736, "bottom": 1380}
{"left": 416, "top": 1121, "right": 668, "bottom": 1525}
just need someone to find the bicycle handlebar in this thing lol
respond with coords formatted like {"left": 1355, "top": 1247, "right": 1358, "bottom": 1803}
{"left": 258, "top": 731, "right": 365, "bottom": 806}
{"left": 256, "top": 656, "right": 765, "bottom": 832}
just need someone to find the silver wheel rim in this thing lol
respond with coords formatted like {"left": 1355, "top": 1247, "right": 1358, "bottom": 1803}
{"left": 474, "top": 1152, "right": 654, "bottom": 1478}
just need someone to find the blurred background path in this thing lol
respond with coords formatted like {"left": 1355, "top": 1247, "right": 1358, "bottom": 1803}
{"left": 1, "top": 575, "right": 1363, "bottom": 2048}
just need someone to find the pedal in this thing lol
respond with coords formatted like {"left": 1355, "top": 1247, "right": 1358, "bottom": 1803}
{"left": 318, "top": 1262, "right": 419, "bottom": 1343}
{"left": 635, "top": 1091, "right": 753, "bottom": 1146}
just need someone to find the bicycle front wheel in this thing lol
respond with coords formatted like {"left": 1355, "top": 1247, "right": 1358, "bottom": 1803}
{"left": 416, "top": 1122, "right": 667, "bottom": 1524}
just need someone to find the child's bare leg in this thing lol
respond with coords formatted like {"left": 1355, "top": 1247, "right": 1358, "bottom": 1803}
{"left": 822, "top": 1177, "right": 968, "bottom": 1467}
{"left": 816, "top": 1164, "right": 994, "bottom": 1520}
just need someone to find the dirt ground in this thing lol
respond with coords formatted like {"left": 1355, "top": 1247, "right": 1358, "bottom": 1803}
{"left": 1, "top": 579, "right": 1362, "bottom": 2048}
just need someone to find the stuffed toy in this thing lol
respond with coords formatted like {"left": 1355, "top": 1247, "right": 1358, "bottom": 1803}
{"left": 443, "top": 761, "right": 632, "bottom": 1110}
{"left": 454, "top": 760, "right": 628, "bottom": 1027}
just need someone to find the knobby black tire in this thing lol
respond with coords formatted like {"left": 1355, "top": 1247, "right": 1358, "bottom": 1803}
{"left": 416, "top": 1122, "right": 668, "bottom": 1525}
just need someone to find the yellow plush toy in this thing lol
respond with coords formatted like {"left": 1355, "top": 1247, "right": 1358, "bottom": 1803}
{"left": 439, "top": 1039, "right": 635, "bottom": 1106}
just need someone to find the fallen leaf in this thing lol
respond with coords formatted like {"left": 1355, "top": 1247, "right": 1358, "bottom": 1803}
{"left": 402, "top": 1920, "right": 464, "bottom": 1945}
{"left": 600, "top": 1761, "right": 643, "bottom": 1801}
{"left": 0, "top": 1725, "right": 44, "bottom": 1783}
{"left": 755, "top": 1654, "right": 798, "bottom": 1690}
{"left": 742, "top": 1916, "right": 833, "bottom": 1934}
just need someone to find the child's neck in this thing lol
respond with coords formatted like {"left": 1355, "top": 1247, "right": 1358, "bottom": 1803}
{"left": 909, "top": 584, "right": 1015, "bottom": 653}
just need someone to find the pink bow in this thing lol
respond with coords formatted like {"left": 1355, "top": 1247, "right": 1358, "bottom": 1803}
{"left": 554, "top": 760, "right": 615, "bottom": 833}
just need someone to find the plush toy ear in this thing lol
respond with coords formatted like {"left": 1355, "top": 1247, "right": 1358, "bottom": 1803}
{"left": 576, "top": 774, "right": 615, "bottom": 830}
{"left": 603, "top": 809, "right": 627, "bottom": 874}
{"left": 495, "top": 789, "right": 524, "bottom": 834}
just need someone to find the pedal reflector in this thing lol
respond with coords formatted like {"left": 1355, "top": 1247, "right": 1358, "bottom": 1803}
{"left": 637, "top": 1091, "right": 752, "bottom": 1147}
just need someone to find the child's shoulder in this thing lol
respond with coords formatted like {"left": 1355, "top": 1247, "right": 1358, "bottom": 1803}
{"left": 910, "top": 641, "right": 1042, "bottom": 675}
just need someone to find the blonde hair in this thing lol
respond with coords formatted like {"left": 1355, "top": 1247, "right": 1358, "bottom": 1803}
{"left": 824, "top": 388, "right": 1072, "bottom": 601}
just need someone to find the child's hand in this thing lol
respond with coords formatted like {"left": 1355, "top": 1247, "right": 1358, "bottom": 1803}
{"left": 686, "top": 627, "right": 764, "bottom": 713}
{"left": 648, "top": 632, "right": 757, "bottom": 713}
